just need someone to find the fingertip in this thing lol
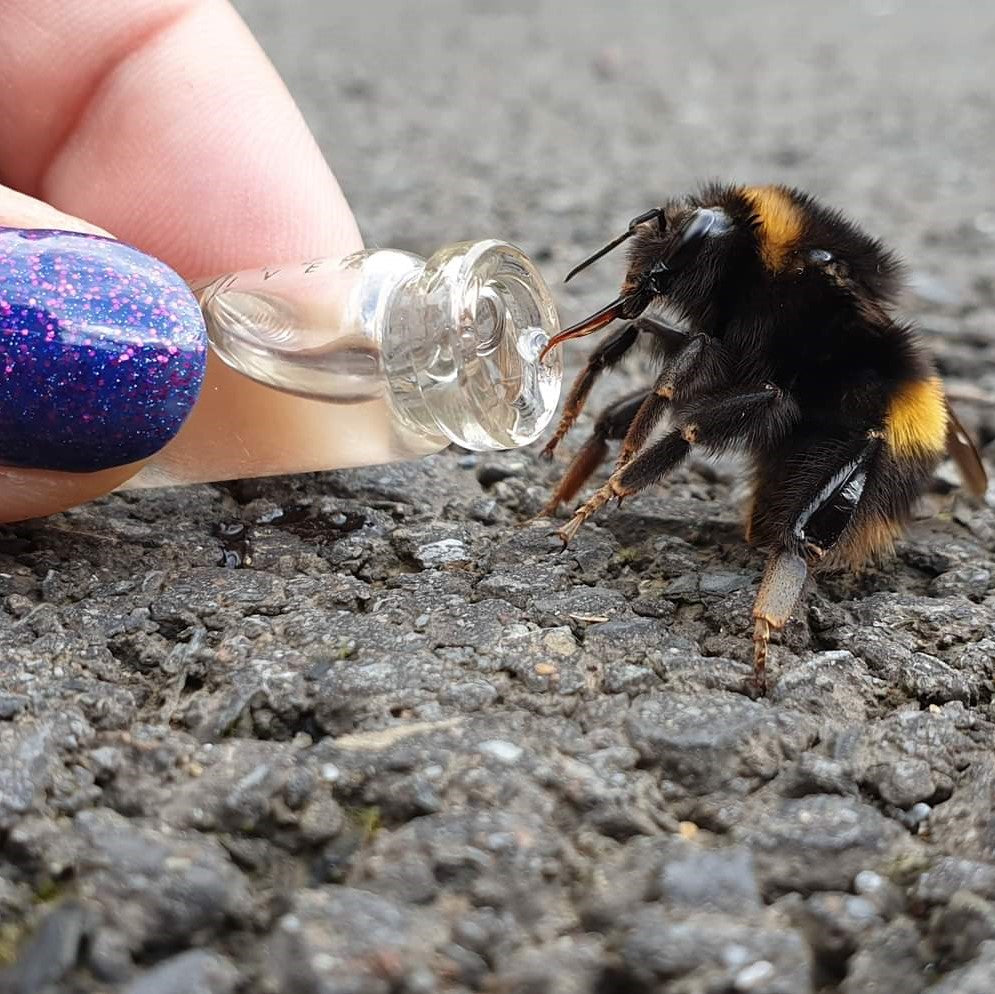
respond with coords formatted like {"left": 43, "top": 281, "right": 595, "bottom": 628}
{"left": 0, "top": 201, "right": 208, "bottom": 518}
{"left": 0, "top": 463, "right": 144, "bottom": 523}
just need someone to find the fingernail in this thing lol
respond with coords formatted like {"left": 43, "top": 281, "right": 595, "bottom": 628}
{"left": 0, "top": 227, "right": 207, "bottom": 472}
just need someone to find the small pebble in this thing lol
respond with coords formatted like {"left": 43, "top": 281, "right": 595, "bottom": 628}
{"left": 478, "top": 740, "right": 524, "bottom": 764}
{"left": 735, "top": 960, "right": 775, "bottom": 991}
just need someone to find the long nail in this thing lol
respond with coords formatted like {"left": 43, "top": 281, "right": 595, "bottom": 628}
{"left": 0, "top": 228, "right": 207, "bottom": 472}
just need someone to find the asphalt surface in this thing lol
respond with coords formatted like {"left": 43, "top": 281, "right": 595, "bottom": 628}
{"left": 3, "top": 1, "right": 995, "bottom": 992}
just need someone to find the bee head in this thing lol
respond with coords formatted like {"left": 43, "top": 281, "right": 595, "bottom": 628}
{"left": 541, "top": 197, "right": 739, "bottom": 357}
{"left": 624, "top": 199, "right": 742, "bottom": 314}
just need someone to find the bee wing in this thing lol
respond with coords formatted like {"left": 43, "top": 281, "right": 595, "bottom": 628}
{"left": 945, "top": 397, "right": 988, "bottom": 497}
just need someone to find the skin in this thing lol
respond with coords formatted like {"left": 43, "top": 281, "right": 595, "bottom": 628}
{"left": 0, "top": 0, "right": 362, "bottom": 522}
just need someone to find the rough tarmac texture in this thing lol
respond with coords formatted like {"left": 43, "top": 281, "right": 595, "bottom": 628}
{"left": 2, "top": 1, "right": 995, "bottom": 992}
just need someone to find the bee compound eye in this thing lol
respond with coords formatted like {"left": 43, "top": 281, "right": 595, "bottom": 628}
{"left": 808, "top": 248, "right": 833, "bottom": 263}
{"left": 704, "top": 208, "right": 732, "bottom": 235}
{"left": 683, "top": 209, "right": 719, "bottom": 242}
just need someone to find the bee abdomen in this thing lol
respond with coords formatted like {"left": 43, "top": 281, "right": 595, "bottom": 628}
{"left": 883, "top": 376, "right": 947, "bottom": 457}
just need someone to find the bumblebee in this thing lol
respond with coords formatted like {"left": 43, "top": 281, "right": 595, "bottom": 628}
{"left": 539, "top": 184, "right": 987, "bottom": 691}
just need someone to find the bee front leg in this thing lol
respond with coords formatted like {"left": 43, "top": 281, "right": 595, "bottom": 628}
{"left": 558, "top": 431, "right": 690, "bottom": 545}
{"left": 540, "top": 389, "right": 648, "bottom": 517}
{"left": 542, "top": 317, "right": 687, "bottom": 459}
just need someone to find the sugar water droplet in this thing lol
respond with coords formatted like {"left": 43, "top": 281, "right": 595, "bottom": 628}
{"left": 519, "top": 326, "right": 548, "bottom": 363}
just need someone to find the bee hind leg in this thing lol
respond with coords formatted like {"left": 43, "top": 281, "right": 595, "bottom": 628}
{"left": 748, "top": 433, "right": 884, "bottom": 692}
{"left": 751, "top": 550, "right": 809, "bottom": 695}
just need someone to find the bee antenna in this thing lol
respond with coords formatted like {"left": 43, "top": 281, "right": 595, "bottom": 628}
{"left": 564, "top": 207, "right": 664, "bottom": 284}
{"left": 563, "top": 231, "right": 636, "bottom": 284}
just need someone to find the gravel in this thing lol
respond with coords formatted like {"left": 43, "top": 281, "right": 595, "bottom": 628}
{"left": 2, "top": 1, "right": 995, "bottom": 991}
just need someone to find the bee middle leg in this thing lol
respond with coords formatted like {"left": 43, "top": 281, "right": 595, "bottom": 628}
{"left": 615, "top": 332, "right": 730, "bottom": 470}
{"left": 541, "top": 317, "right": 688, "bottom": 460}
{"left": 559, "top": 384, "right": 799, "bottom": 544}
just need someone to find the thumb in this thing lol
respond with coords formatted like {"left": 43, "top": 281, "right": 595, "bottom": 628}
{"left": 0, "top": 186, "right": 207, "bottom": 522}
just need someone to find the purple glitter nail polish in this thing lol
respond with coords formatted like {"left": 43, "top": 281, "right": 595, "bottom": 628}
{"left": 0, "top": 228, "right": 207, "bottom": 472}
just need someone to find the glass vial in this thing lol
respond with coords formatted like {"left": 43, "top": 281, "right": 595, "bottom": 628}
{"left": 126, "top": 240, "right": 562, "bottom": 488}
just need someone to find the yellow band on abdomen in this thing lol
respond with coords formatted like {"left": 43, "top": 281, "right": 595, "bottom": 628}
{"left": 884, "top": 376, "right": 947, "bottom": 455}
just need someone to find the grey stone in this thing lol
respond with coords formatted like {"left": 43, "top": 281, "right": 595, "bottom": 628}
{"left": 732, "top": 796, "right": 914, "bottom": 894}
{"left": 837, "top": 707, "right": 973, "bottom": 810}
{"left": 121, "top": 950, "right": 239, "bottom": 994}
{"left": 652, "top": 845, "right": 763, "bottom": 914}
{"left": 0, "top": 901, "right": 90, "bottom": 994}
{"left": 477, "top": 459, "right": 526, "bottom": 487}
{"left": 875, "top": 758, "right": 937, "bottom": 808}
{"left": 930, "top": 891, "right": 995, "bottom": 968}
{"left": 779, "top": 754, "right": 858, "bottom": 798}
{"left": 0, "top": 694, "right": 28, "bottom": 719}
{"left": 915, "top": 754, "right": 995, "bottom": 862}
{"left": 841, "top": 918, "right": 927, "bottom": 994}
{"left": 427, "top": 597, "right": 524, "bottom": 650}
{"left": 580, "top": 836, "right": 674, "bottom": 929}
{"left": 391, "top": 523, "right": 475, "bottom": 568}
{"left": 582, "top": 618, "right": 687, "bottom": 663}
{"left": 476, "top": 565, "right": 571, "bottom": 608}
{"left": 615, "top": 906, "right": 812, "bottom": 992}
{"left": 840, "top": 593, "right": 994, "bottom": 702}
{"left": 853, "top": 870, "right": 906, "bottom": 918}
{"left": 438, "top": 942, "right": 490, "bottom": 988}
{"left": 926, "top": 939, "right": 995, "bottom": 994}
{"left": 68, "top": 809, "right": 252, "bottom": 953}
{"left": 87, "top": 927, "right": 133, "bottom": 983}
{"left": 149, "top": 567, "right": 288, "bottom": 623}
{"left": 478, "top": 739, "right": 524, "bottom": 764}
{"left": 913, "top": 858, "right": 995, "bottom": 905}
{"left": 157, "top": 739, "right": 344, "bottom": 848}
{"left": 493, "top": 937, "right": 605, "bottom": 994}
{"left": 769, "top": 651, "right": 879, "bottom": 719}
{"left": 533, "top": 586, "right": 630, "bottom": 627}
{"left": 266, "top": 887, "right": 447, "bottom": 994}
{"left": 794, "top": 891, "right": 882, "bottom": 963}
{"left": 437, "top": 678, "right": 500, "bottom": 710}
{"left": 0, "top": 724, "right": 55, "bottom": 830}
{"left": 624, "top": 692, "right": 817, "bottom": 794}
{"left": 930, "top": 563, "right": 993, "bottom": 598}
{"left": 468, "top": 496, "right": 500, "bottom": 524}
{"left": 600, "top": 660, "right": 660, "bottom": 694}
{"left": 353, "top": 808, "right": 566, "bottom": 925}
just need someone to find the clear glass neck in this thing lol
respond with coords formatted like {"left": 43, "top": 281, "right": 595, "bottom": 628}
{"left": 195, "top": 239, "right": 562, "bottom": 452}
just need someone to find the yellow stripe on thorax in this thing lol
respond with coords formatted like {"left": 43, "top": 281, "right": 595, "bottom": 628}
{"left": 743, "top": 185, "right": 804, "bottom": 271}
{"left": 884, "top": 377, "right": 947, "bottom": 455}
